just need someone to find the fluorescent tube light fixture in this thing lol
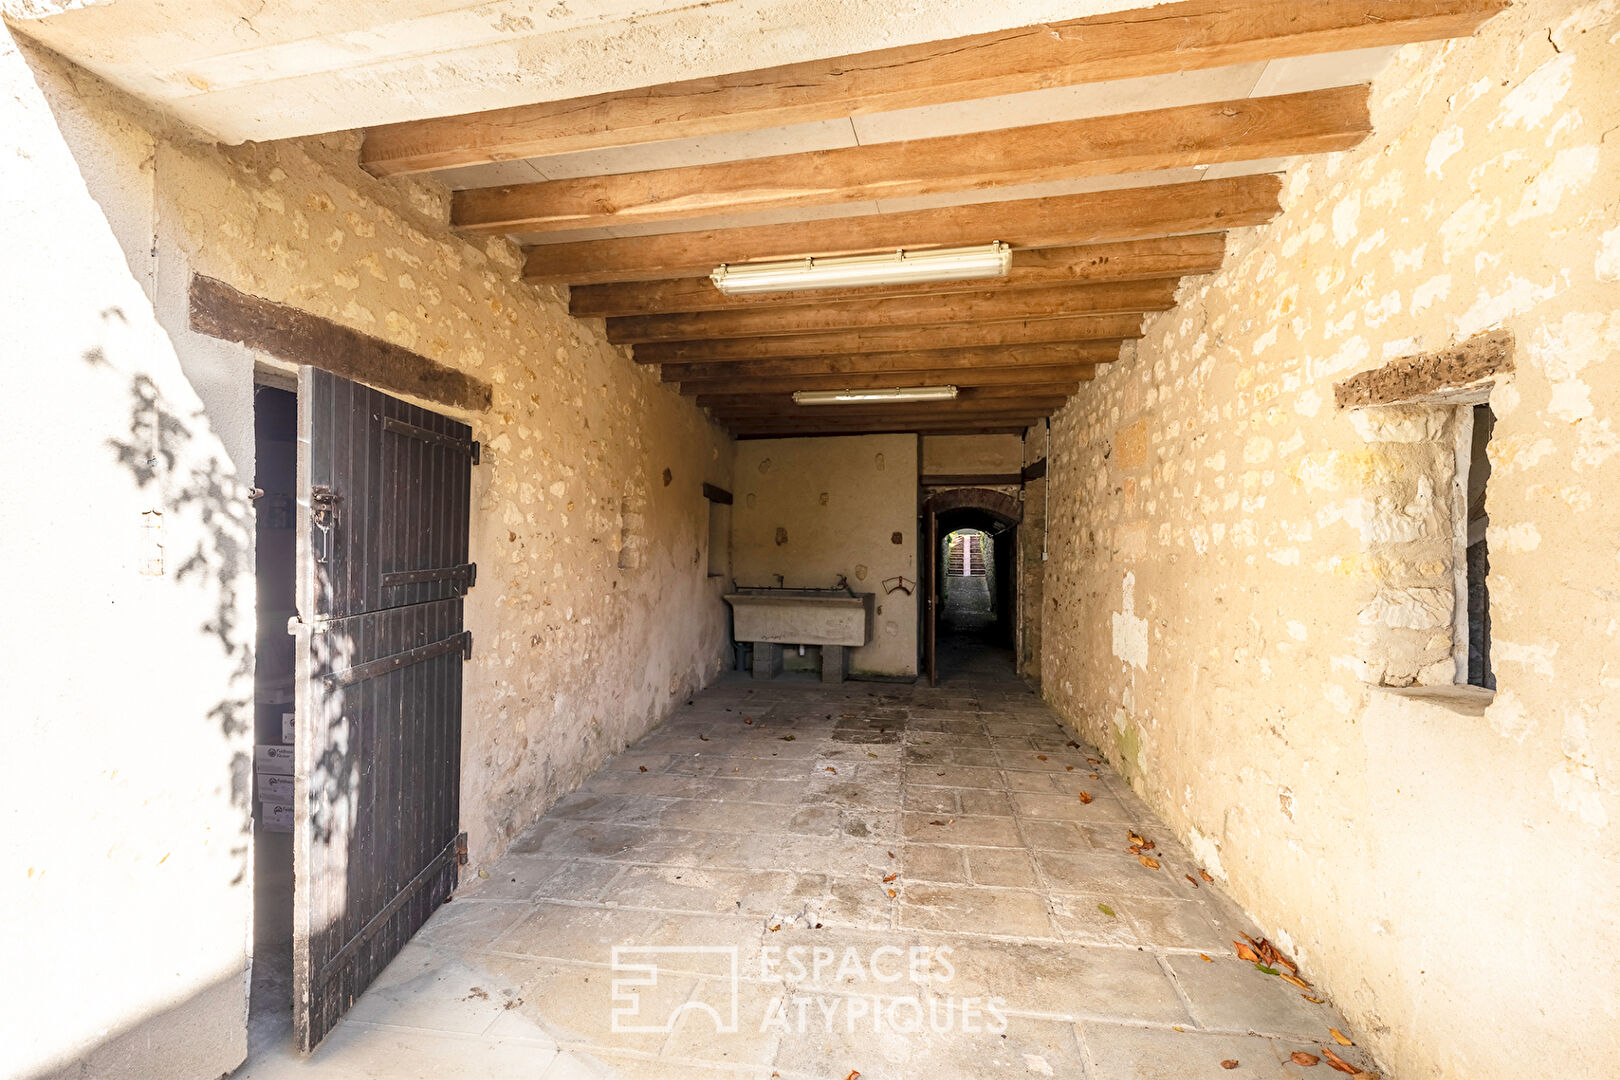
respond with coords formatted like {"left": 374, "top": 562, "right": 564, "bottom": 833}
{"left": 792, "top": 386, "right": 959, "bottom": 405}
{"left": 711, "top": 243, "right": 1010, "bottom": 295}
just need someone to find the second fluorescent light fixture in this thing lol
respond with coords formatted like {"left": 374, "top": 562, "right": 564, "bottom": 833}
{"left": 793, "top": 386, "right": 959, "bottom": 405}
{"left": 711, "top": 242, "right": 1010, "bottom": 295}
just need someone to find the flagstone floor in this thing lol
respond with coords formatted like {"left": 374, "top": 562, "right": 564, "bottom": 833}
{"left": 236, "top": 647, "right": 1377, "bottom": 1079}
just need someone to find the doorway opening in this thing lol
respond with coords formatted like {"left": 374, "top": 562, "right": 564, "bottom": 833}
{"left": 923, "top": 488, "right": 1021, "bottom": 684}
{"left": 249, "top": 382, "right": 297, "bottom": 1050}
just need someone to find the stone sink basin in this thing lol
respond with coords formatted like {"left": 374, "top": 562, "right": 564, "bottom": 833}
{"left": 723, "top": 588, "right": 874, "bottom": 646}
{"left": 724, "top": 588, "right": 875, "bottom": 682}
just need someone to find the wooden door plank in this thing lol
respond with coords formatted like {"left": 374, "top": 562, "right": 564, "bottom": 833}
{"left": 606, "top": 279, "right": 1180, "bottom": 343}
{"left": 523, "top": 174, "right": 1280, "bottom": 284}
{"left": 363, "top": 0, "right": 1505, "bottom": 176}
{"left": 569, "top": 236, "right": 1225, "bottom": 317}
{"left": 633, "top": 314, "right": 1144, "bottom": 364}
{"left": 458, "top": 87, "right": 1367, "bottom": 235}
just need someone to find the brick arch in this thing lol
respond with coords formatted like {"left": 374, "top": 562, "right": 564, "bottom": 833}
{"left": 923, "top": 486, "right": 1021, "bottom": 526}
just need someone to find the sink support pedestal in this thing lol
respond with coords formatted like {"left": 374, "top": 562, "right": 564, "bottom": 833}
{"left": 752, "top": 643, "right": 783, "bottom": 680}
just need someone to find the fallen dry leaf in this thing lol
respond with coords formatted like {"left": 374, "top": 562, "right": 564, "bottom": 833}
{"left": 1087, "top": 757, "right": 1101, "bottom": 764}
{"left": 698, "top": 734, "right": 709, "bottom": 741}
{"left": 1221, "top": 1061, "right": 1239, "bottom": 1070}
{"left": 888, "top": 851, "right": 895, "bottom": 859}
{"left": 882, "top": 872, "right": 898, "bottom": 883}
{"left": 1280, "top": 972, "right": 1312, "bottom": 991}
{"left": 1234, "top": 940, "right": 1262, "bottom": 964}
{"left": 1078, "top": 791, "right": 1093, "bottom": 804}
{"left": 1186, "top": 874, "right": 1201, "bottom": 888}
{"left": 743, "top": 717, "right": 753, "bottom": 725}
{"left": 825, "top": 766, "right": 837, "bottom": 773}
{"left": 1097, "top": 903, "right": 1116, "bottom": 918}
{"left": 780, "top": 734, "right": 796, "bottom": 741}
{"left": 1321, "top": 1047, "right": 1357, "bottom": 1075}
{"left": 1066, "top": 765, "right": 1075, "bottom": 771}
{"left": 1068, "top": 741, "right": 1081, "bottom": 749}
{"left": 887, "top": 889, "right": 897, "bottom": 898}
{"left": 1199, "top": 953, "right": 1214, "bottom": 963}
{"left": 1200, "top": 869, "right": 1214, "bottom": 883}
{"left": 1330, "top": 1029, "right": 1352, "bottom": 1047}
{"left": 1036, "top": 754, "right": 1048, "bottom": 761}
{"left": 1291, "top": 1051, "right": 1320, "bottom": 1067}
{"left": 638, "top": 766, "right": 648, "bottom": 773}
{"left": 769, "top": 924, "right": 781, "bottom": 932}
{"left": 1302, "top": 994, "right": 1325, "bottom": 1004}
{"left": 1089, "top": 773, "right": 1099, "bottom": 779}
{"left": 1138, "top": 855, "right": 1161, "bottom": 869}
{"left": 929, "top": 819, "right": 949, "bottom": 827}
{"left": 845, "top": 1071, "right": 861, "bottom": 1080}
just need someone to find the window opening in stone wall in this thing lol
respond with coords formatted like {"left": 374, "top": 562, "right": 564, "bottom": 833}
{"left": 1465, "top": 402, "right": 1495, "bottom": 690}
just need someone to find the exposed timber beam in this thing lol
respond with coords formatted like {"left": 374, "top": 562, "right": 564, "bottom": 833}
{"left": 699, "top": 385, "right": 1079, "bottom": 410}
{"left": 458, "top": 87, "right": 1367, "bottom": 236}
{"left": 677, "top": 365, "right": 1095, "bottom": 397}
{"left": 569, "top": 236, "right": 1225, "bottom": 318}
{"left": 524, "top": 174, "right": 1280, "bottom": 285}
{"left": 362, "top": 0, "right": 1506, "bottom": 177}
{"left": 658, "top": 344, "right": 1120, "bottom": 383}
{"left": 632, "top": 314, "right": 1144, "bottom": 364}
{"left": 607, "top": 280, "right": 1179, "bottom": 344}
{"left": 736, "top": 425, "right": 1034, "bottom": 439}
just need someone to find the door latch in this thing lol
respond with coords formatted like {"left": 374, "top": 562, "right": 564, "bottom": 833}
{"left": 311, "top": 485, "right": 340, "bottom": 562}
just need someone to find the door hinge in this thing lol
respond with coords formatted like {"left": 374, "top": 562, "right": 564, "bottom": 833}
{"left": 455, "top": 833, "right": 469, "bottom": 866}
{"left": 466, "top": 562, "right": 477, "bottom": 588}
{"left": 470, "top": 441, "right": 481, "bottom": 466}
{"left": 462, "top": 630, "right": 473, "bottom": 660}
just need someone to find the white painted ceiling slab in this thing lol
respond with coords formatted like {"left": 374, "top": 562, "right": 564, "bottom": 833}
{"left": 4, "top": 0, "right": 1163, "bottom": 142}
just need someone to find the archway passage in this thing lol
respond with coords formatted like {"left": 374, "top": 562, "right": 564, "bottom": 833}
{"left": 922, "top": 488, "right": 1020, "bottom": 684}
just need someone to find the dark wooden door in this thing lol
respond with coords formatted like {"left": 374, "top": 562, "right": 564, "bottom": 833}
{"left": 925, "top": 510, "right": 938, "bottom": 686}
{"left": 290, "top": 369, "right": 476, "bottom": 1051}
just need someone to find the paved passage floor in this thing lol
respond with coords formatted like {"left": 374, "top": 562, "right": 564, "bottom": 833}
{"left": 238, "top": 652, "right": 1377, "bottom": 1079}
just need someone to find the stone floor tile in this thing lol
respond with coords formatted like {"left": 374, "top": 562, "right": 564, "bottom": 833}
{"left": 964, "top": 847, "right": 1037, "bottom": 888}
{"left": 1081, "top": 1022, "right": 1312, "bottom": 1079}
{"left": 1164, "top": 955, "right": 1351, "bottom": 1040}
{"left": 938, "top": 940, "right": 1191, "bottom": 1024}
{"left": 896, "top": 883, "right": 1057, "bottom": 938}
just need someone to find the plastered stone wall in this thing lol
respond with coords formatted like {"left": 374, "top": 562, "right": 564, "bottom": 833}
{"left": 732, "top": 435, "right": 919, "bottom": 676}
{"left": 920, "top": 433, "right": 1024, "bottom": 475}
{"left": 143, "top": 116, "right": 733, "bottom": 873}
{"left": 1039, "top": 3, "right": 1618, "bottom": 1078}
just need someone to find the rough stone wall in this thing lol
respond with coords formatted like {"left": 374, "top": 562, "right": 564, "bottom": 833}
{"left": 1039, "top": 3, "right": 1619, "bottom": 1078}
{"left": 732, "top": 435, "right": 919, "bottom": 676}
{"left": 1020, "top": 429, "right": 1050, "bottom": 682}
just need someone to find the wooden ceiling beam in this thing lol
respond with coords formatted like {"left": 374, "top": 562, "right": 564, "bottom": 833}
{"left": 735, "top": 427, "right": 1032, "bottom": 439}
{"left": 524, "top": 174, "right": 1279, "bottom": 285}
{"left": 707, "top": 401, "right": 1071, "bottom": 423}
{"left": 457, "top": 87, "right": 1367, "bottom": 236}
{"left": 677, "top": 365, "right": 1095, "bottom": 397}
{"left": 363, "top": 0, "right": 1506, "bottom": 177}
{"left": 658, "top": 343, "right": 1120, "bottom": 382}
{"left": 633, "top": 314, "right": 1143, "bottom": 364}
{"left": 700, "top": 384, "right": 1079, "bottom": 409}
{"left": 607, "top": 280, "right": 1178, "bottom": 344}
{"left": 570, "top": 236, "right": 1224, "bottom": 318}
